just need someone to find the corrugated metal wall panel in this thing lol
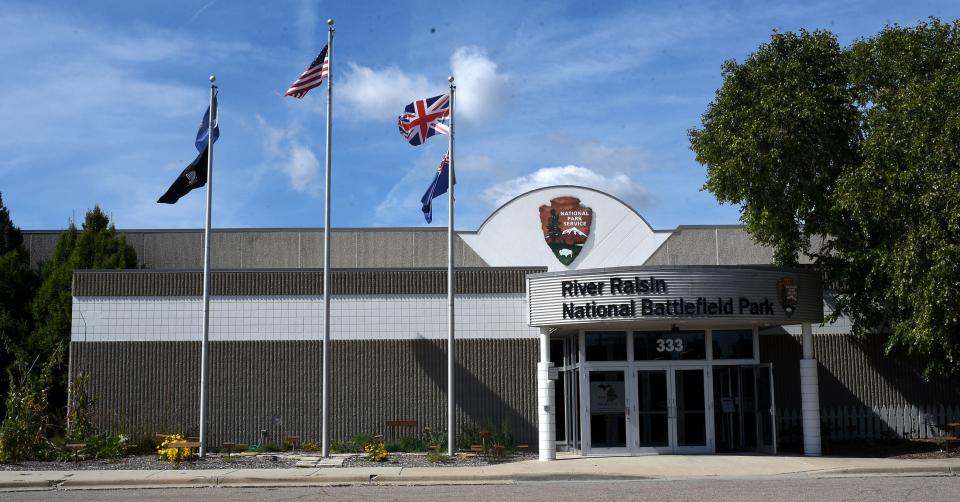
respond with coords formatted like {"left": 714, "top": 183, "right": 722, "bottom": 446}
{"left": 73, "top": 268, "right": 545, "bottom": 297}
{"left": 70, "top": 339, "right": 537, "bottom": 448}
{"left": 761, "top": 334, "right": 960, "bottom": 410}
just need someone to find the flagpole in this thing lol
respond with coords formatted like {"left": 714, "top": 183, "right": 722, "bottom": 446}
{"left": 198, "top": 75, "right": 216, "bottom": 459}
{"left": 446, "top": 76, "right": 456, "bottom": 457}
{"left": 321, "top": 18, "right": 334, "bottom": 459}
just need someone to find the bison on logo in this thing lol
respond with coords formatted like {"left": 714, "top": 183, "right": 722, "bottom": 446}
{"left": 539, "top": 197, "right": 593, "bottom": 265}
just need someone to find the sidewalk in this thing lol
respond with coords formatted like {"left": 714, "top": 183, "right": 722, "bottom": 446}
{"left": 1, "top": 454, "right": 958, "bottom": 491}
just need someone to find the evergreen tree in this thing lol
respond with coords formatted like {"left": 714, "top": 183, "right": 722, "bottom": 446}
{"left": 28, "top": 206, "right": 138, "bottom": 358}
{"left": 0, "top": 193, "right": 38, "bottom": 415}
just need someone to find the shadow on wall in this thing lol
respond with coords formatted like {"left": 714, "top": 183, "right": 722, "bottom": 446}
{"left": 410, "top": 337, "right": 538, "bottom": 447}
{"left": 761, "top": 333, "right": 960, "bottom": 450}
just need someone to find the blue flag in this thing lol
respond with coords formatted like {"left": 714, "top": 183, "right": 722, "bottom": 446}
{"left": 421, "top": 152, "right": 454, "bottom": 223}
{"left": 195, "top": 91, "right": 220, "bottom": 152}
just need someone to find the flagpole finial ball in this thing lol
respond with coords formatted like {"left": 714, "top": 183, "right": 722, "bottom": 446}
{"left": 448, "top": 75, "right": 454, "bottom": 83}
{"left": 328, "top": 18, "right": 334, "bottom": 25}
{"left": 209, "top": 75, "right": 216, "bottom": 83}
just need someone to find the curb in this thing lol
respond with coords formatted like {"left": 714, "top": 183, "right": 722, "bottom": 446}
{"left": 1, "top": 465, "right": 958, "bottom": 490}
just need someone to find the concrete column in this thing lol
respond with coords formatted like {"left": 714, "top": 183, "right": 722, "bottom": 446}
{"left": 800, "top": 322, "right": 822, "bottom": 456}
{"left": 537, "top": 329, "right": 556, "bottom": 461}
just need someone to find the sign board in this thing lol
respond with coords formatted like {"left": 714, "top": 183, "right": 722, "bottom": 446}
{"left": 590, "top": 381, "right": 625, "bottom": 413}
{"left": 527, "top": 266, "right": 823, "bottom": 327}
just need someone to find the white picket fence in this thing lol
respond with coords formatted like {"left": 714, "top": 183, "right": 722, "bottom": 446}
{"left": 777, "top": 404, "right": 960, "bottom": 443}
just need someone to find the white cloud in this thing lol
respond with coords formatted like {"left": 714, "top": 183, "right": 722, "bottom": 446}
{"left": 482, "top": 165, "right": 652, "bottom": 208}
{"left": 339, "top": 46, "right": 509, "bottom": 123}
{"left": 450, "top": 46, "right": 510, "bottom": 121}
{"left": 339, "top": 63, "right": 436, "bottom": 121}
{"left": 258, "top": 116, "right": 322, "bottom": 196}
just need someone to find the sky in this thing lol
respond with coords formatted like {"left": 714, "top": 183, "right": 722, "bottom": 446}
{"left": 1, "top": 0, "right": 956, "bottom": 231}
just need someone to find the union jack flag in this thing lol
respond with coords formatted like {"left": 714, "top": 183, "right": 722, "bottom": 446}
{"left": 398, "top": 94, "right": 450, "bottom": 146}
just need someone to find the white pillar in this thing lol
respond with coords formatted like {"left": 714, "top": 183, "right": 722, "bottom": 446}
{"left": 800, "top": 322, "right": 822, "bottom": 456}
{"left": 537, "top": 329, "right": 556, "bottom": 461}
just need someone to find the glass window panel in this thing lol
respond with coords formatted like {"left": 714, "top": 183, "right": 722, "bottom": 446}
{"left": 712, "top": 329, "right": 755, "bottom": 359}
{"left": 550, "top": 339, "right": 564, "bottom": 366}
{"left": 585, "top": 331, "right": 627, "bottom": 361}
{"left": 634, "top": 331, "right": 706, "bottom": 360}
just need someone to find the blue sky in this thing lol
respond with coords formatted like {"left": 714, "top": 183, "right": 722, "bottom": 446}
{"left": 1, "top": 1, "right": 955, "bottom": 231}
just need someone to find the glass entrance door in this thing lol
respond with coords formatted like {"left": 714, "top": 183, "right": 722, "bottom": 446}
{"left": 635, "top": 370, "right": 671, "bottom": 453}
{"left": 756, "top": 364, "right": 777, "bottom": 454}
{"left": 587, "top": 369, "right": 628, "bottom": 453}
{"left": 628, "top": 367, "right": 713, "bottom": 454}
{"left": 672, "top": 367, "right": 712, "bottom": 453}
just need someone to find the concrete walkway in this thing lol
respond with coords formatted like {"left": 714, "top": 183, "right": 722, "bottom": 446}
{"left": 1, "top": 454, "right": 958, "bottom": 491}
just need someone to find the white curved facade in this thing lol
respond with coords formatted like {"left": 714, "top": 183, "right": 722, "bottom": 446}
{"left": 460, "top": 186, "right": 671, "bottom": 271}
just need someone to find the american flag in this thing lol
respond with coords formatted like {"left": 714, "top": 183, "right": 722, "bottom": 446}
{"left": 285, "top": 45, "right": 329, "bottom": 98}
{"left": 398, "top": 94, "right": 450, "bottom": 146}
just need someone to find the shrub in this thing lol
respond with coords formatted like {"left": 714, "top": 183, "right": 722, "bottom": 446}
{"left": 426, "top": 444, "right": 447, "bottom": 464}
{"left": 157, "top": 433, "right": 194, "bottom": 462}
{"left": 0, "top": 347, "right": 64, "bottom": 463}
{"left": 363, "top": 435, "right": 388, "bottom": 462}
{"left": 302, "top": 441, "right": 320, "bottom": 452}
{"left": 83, "top": 432, "right": 127, "bottom": 459}
{"left": 65, "top": 371, "right": 92, "bottom": 442}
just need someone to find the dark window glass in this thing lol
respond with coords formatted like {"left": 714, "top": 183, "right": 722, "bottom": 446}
{"left": 585, "top": 332, "right": 627, "bottom": 361}
{"left": 550, "top": 339, "right": 565, "bottom": 366}
{"left": 634, "top": 331, "right": 706, "bottom": 360}
{"left": 712, "top": 330, "right": 754, "bottom": 359}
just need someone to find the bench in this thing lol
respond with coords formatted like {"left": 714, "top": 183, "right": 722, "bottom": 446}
{"left": 166, "top": 441, "right": 201, "bottom": 449}
{"left": 283, "top": 436, "right": 301, "bottom": 450}
{"left": 384, "top": 420, "right": 417, "bottom": 441}
{"left": 65, "top": 443, "right": 86, "bottom": 461}
{"left": 222, "top": 442, "right": 249, "bottom": 454}
{"left": 936, "top": 435, "right": 960, "bottom": 452}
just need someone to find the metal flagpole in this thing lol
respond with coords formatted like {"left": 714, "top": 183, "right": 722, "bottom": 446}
{"left": 321, "top": 18, "right": 334, "bottom": 459}
{"left": 199, "top": 75, "right": 216, "bottom": 458}
{"left": 446, "top": 76, "right": 456, "bottom": 457}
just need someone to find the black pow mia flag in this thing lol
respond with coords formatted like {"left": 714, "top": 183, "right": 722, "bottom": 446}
{"left": 157, "top": 145, "right": 208, "bottom": 204}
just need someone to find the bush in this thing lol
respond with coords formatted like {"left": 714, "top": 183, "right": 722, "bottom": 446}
{"left": 65, "top": 371, "right": 92, "bottom": 442}
{"left": 83, "top": 432, "right": 127, "bottom": 460}
{"left": 0, "top": 347, "right": 64, "bottom": 463}
{"left": 157, "top": 433, "right": 194, "bottom": 462}
{"left": 426, "top": 445, "right": 447, "bottom": 464}
{"left": 363, "top": 435, "right": 388, "bottom": 462}
{"left": 302, "top": 441, "right": 320, "bottom": 452}
{"left": 457, "top": 420, "right": 514, "bottom": 454}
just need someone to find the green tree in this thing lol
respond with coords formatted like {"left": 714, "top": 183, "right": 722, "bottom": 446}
{"left": 27, "top": 206, "right": 137, "bottom": 370}
{"left": 0, "top": 193, "right": 38, "bottom": 415}
{"left": 689, "top": 19, "right": 960, "bottom": 377}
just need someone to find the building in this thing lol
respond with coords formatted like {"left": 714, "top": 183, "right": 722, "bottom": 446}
{"left": 23, "top": 185, "right": 960, "bottom": 458}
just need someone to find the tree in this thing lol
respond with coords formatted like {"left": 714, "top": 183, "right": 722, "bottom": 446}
{"left": 0, "top": 193, "right": 38, "bottom": 415}
{"left": 26, "top": 206, "right": 137, "bottom": 371}
{"left": 689, "top": 19, "right": 960, "bottom": 377}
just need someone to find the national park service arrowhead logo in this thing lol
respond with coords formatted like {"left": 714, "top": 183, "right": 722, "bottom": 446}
{"left": 539, "top": 197, "right": 592, "bottom": 266}
{"left": 778, "top": 276, "right": 799, "bottom": 317}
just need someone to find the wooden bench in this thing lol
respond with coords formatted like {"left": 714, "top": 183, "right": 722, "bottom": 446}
{"left": 65, "top": 443, "right": 86, "bottom": 461}
{"left": 222, "top": 442, "right": 249, "bottom": 453}
{"left": 166, "top": 441, "right": 201, "bottom": 449}
{"left": 384, "top": 420, "right": 417, "bottom": 441}
{"left": 283, "top": 436, "right": 301, "bottom": 450}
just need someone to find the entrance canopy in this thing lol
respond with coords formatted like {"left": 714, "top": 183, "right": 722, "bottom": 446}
{"left": 527, "top": 265, "right": 822, "bottom": 329}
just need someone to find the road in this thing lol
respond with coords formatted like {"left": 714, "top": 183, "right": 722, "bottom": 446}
{"left": 3, "top": 475, "right": 959, "bottom": 501}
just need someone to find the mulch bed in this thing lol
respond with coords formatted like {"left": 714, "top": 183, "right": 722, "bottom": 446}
{"left": 342, "top": 452, "right": 537, "bottom": 468}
